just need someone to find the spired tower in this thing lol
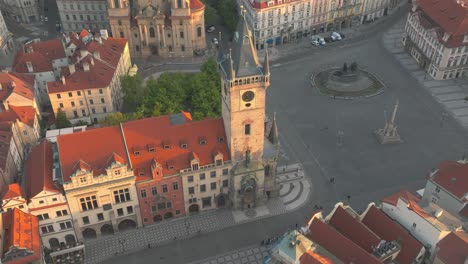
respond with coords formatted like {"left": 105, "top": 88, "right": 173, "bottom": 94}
{"left": 219, "top": 14, "right": 280, "bottom": 210}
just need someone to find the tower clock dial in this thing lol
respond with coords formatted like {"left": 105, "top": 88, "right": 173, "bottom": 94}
{"left": 242, "top": 91, "right": 255, "bottom": 102}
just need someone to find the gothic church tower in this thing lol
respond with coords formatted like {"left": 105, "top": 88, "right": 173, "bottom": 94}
{"left": 219, "top": 13, "right": 277, "bottom": 210}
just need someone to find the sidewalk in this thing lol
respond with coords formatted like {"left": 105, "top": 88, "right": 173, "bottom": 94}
{"left": 382, "top": 19, "right": 468, "bottom": 129}
{"left": 189, "top": 244, "right": 270, "bottom": 264}
{"left": 84, "top": 163, "right": 311, "bottom": 264}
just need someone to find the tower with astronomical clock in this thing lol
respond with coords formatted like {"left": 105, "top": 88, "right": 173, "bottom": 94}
{"left": 219, "top": 12, "right": 280, "bottom": 210}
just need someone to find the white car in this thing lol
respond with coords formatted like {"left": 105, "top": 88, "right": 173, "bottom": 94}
{"left": 331, "top": 32, "right": 342, "bottom": 41}
{"left": 44, "top": 17, "right": 48, "bottom": 22}
{"left": 212, "top": 38, "right": 219, "bottom": 45}
{"left": 206, "top": 26, "right": 215, "bottom": 33}
{"left": 311, "top": 40, "right": 320, "bottom": 46}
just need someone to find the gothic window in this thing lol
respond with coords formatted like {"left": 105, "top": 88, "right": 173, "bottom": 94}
{"left": 149, "top": 27, "right": 155, "bottom": 38}
{"left": 245, "top": 124, "right": 251, "bottom": 135}
{"left": 113, "top": 0, "right": 119, "bottom": 8}
{"left": 177, "top": 0, "right": 182, "bottom": 8}
{"left": 197, "top": 27, "right": 202, "bottom": 37}
{"left": 120, "top": 31, "right": 124, "bottom": 38}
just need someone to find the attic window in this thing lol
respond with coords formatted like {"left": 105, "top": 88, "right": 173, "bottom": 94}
{"left": 162, "top": 140, "right": 171, "bottom": 149}
{"left": 180, "top": 143, "right": 188, "bottom": 149}
{"left": 217, "top": 136, "right": 224, "bottom": 142}
{"left": 199, "top": 136, "right": 207, "bottom": 145}
{"left": 147, "top": 144, "right": 155, "bottom": 153}
{"left": 134, "top": 150, "right": 141, "bottom": 156}
{"left": 139, "top": 170, "right": 145, "bottom": 176}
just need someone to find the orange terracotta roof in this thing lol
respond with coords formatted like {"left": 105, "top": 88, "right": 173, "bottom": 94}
{"left": 436, "top": 231, "right": 468, "bottom": 264}
{"left": 57, "top": 126, "right": 130, "bottom": 182}
{"left": 362, "top": 205, "right": 425, "bottom": 264}
{"left": 382, "top": 190, "right": 431, "bottom": 218}
{"left": 2, "top": 208, "right": 41, "bottom": 264}
{"left": 8, "top": 105, "right": 36, "bottom": 127}
{"left": 79, "top": 29, "right": 90, "bottom": 39}
{"left": 329, "top": 206, "right": 381, "bottom": 253}
{"left": 48, "top": 55, "right": 114, "bottom": 93}
{"left": 190, "top": 0, "right": 204, "bottom": 10}
{"left": 432, "top": 160, "right": 468, "bottom": 200}
{"left": 13, "top": 39, "right": 66, "bottom": 73}
{"left": 25, "top": 140, "right": 60, "bottom": 200}
{"left": 300, "top": 251, "right": 334, "bottom": 264}
{"left": 81, "top": 37, "right": 127, "bottom": 67}
{"left": 416, "top": 0, "right": 468, "bottom": 47}
{"left": 122, "top": 116, "right": 230, "bottom": 181}
{"left": 0, "top": 183, "right": 24, "bottom": 200}
{"left": 106, "top": 152, "right": 126, "bottom": 168}
{"left": 0, "top": 72, "right": 35, "bottom": 102}
{"left": 307, "top": 218, "right": 383, "bottom": 264}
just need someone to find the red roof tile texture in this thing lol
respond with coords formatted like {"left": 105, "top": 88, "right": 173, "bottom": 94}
{"left": 190, "top": 0, "right": 204, "bottom": 10}
{"left": 13, "top": 39, "right": 66, "bottom": 73}
{"left": 25, "top": 140, "right": 60, "bottom": 200}
{"left": 362, "top": 205, "right": 425, "bottom": 264}
{"left": 57, "top": 125, "right": 130, "bottom": 182}
{"left": 0, "top": 72, "right": 35, "bottom": 102}
{"left": 0, "top": 105, "right": 36, "bottom": 127}
{"left": 307, "top": 218, "right": 383, "bottom": 264}
{"left": 436, "top": 231, "right": 468, "bottom": 264}
{"left": 382, "top": 190, "right": 431, "bottom": 218}
{"left": 2, "top": 208, "right": 41, "bottom": 264}
{"left": 432, "top": 160, "right": 468, "bottom": 200}
{"left": 300, "top": 251, "right": 334, "bottom": 264}
{"left": 0, "top": 183, "right": 24, "bottom": 200}
{"left": 329, "top": 206, "right": 381, "bottom": 253}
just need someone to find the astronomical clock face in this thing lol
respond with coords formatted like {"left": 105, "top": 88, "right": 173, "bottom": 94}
{"left": 242, "top": 91, "right": 255, "bottom": 102}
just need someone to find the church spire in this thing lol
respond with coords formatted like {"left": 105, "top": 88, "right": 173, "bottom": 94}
{"left": 263, "top": 49, "right": 270, "bottom": 76}
{"left": 268, "top": 112, "right": 279, "bottom": 145}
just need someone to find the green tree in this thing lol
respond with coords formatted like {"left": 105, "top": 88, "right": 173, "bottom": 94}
{"left": 55, "top": 108, "right": 72, "bottom": 129}
{"left": 121, "top": 74, "right": 146, "bottom": 109}
{"left": 217, "top": 0, "right": 239, "bottom": 32}
{"left": 204, "top": 4, "right": 220, "bottom": 26}
{"left": 99, "top": 112, "right": 144, "bottom": 127}
{"left": 191, "top": 72, "right": 221, "bottom": 120}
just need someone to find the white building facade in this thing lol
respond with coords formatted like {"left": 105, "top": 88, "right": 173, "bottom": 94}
{"left": 0, "top": 12, "right": 13, "bottom": 56}
{"left": 403, "top": 0, "right": 468, "bottom": 80}
{"left": 360, "top": 0, "right": 390, "bottom": 23}
{"left": 56, "top": 0, "right": 110, "bottom": 33}
{"left": 0, "top": 0, "right": 40, "bottom": 23}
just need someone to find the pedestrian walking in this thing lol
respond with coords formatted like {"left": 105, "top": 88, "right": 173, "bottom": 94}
{"left": 347, "top": 195, "right": 351, "bottom": 200}
{"left": 147, "top": 243, "right": 151, "bottom": 249}
{"left": 295, "top": 223, "right": 298, "bottom": 228}
{"left": 330, "top": 177, "right": 335, "bottom": 183}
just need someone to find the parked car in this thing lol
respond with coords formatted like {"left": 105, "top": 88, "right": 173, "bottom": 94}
{"left": 311, "top": 40, "right": 320, "bottom": 46}
{"left": 318, "top": 37, "right": 326, "bottom": 45}
{"left": 338, "top": 32, "right": 345, "bottom": 39}
{"left": 212, "top": 37, "right": 219, "bottom": 45}
{"left": 324, "top": 37, "right": 333, "bottom": 43}
{"left": 206, "top": 25, "right": 215, "bottom": 33}
{"left": 331, "top": 32, "right": 342, "bottom": 41}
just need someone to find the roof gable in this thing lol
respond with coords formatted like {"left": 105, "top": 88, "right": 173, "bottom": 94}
{"left": 432, "top": 160, "right": 468, "bottom": 200}
{"left": 436, "top": 231, "right": 468, "bottom": 264}
{"left": 0, "top": 183, "right": 24, "bottom": 200}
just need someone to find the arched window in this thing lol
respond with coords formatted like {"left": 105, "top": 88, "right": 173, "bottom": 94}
{"left": 149, "top": 27, "right": 155, "bottom": 38}
{"left": 177, "top": 0, "right": 182, "bottom": 8}
{"left": 113, "top": 0, "right": 119, "bottom": 8}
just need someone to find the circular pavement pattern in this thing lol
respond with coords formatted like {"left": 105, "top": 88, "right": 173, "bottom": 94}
{"left": 312, "top": 67, "right": 385, "bottom": 98}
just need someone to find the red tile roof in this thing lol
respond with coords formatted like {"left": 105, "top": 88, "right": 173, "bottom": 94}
{"left": 307, "top": 218, "right": 383, "bottom": 264}
{"left": 190, "top": 0, "right": 204, "bottom": 10}
{"left": 329, "top": 206, "right": 381, "bottom": 253}
{"left": 2, "top": 208, "right": 41, "bottom": 264}
{"left": 0, "top": 72, "right": 35, "bottom": 102}
{"left": 122, "top": 116, "right": 230, "bottom": 181}
{"left": 250, "top": 0, "right": 304, "bottom": 9}
{"left": 300, "top": 251, "right": 334, "bottom": 264}
{"left": 57, "top": 125, "right": 130, "bottom": 182}
{"left": 0, "top": 105, "right": 36, "bottom": 127}
{"left": 362, "top": 205, "right": 425, "bottom": 264}
{"left": 12, "top": 39, "right": 66, "bottom": 73}
{"left": 79, "top": 29, "right": 90, "bottom": 39}
{"left": 431, "top": 160, "right": 468, "bottom": 200}
{"left": 382, "top": 190, "right": 431, "bottom": 218}
{"left": 0, "top": 183, "right": 24, "bottom": 200}
{"left": 25, "top": 140, "right": 60, "bottom": 200}
{"left": 436, "top": 231, "right": 468, "bottom": 264}
{"left": 416, "top": 0, "right": 468, "bottom": 47}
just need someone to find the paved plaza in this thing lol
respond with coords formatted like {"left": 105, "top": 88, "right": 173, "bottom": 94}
{"left": 189, "top": 245, "right": 270, "bottom": 264}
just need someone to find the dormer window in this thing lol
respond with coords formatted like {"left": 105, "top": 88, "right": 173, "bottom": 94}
{"left": 216, "top": 159, "right": 223, "bottom": 166}
{"left": 167, "top": 161, "right": 175, "bottom": 170}
{"left": 139, "top": 170, "right": 145, "bottom": 176}
{"left": 133, "top": 146, "right": 141, "bottom": 156}
{"left": 162, "top": 140, "right": 171, "bottom": 149}
{"left": 217, "top": 136, "right": 224, "bottom": 142}
{"left": 442, "top": 33, "right": 450, "bottom": 42}
{"left": 199, "top": 136, "right": 207, "bottom": 145}
{"left": 147, "top": 144, "right": 155, "bottom": 153}
{"left": 192, "top": 163, "right": 199, "bottom": 171}
{"left": 181, "top": 143, "right": 188, "bottom": 149}
{"left": 80, "top": 177, "right": 86, "bottom": 183}
{"left": 115, "top": 170, "right": 121, "bottom": 176}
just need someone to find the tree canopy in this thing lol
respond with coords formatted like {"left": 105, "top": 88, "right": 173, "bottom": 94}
{"left": 104, "top": 57, "right": 221, "bottom": 126}
{"left": 55, "top": 108, "right": 72, "bottom": 129}
{"left": 216, "top": 0, "right": 239, "bottom": 32}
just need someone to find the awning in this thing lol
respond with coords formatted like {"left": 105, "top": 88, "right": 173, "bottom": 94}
{"left": 266, "top": 39, "right": 273, "bottom": 44}
{"left": 275, "top": 37, "right": 281, "bottom": 44}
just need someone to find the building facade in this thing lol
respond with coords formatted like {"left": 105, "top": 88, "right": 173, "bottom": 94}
{"left": 47, "top": 31, "right": 132, "bottom": 124}
{"left": 107, "top": 0, "right": 206, "bottom": 58}
{"left": 0, "top": 0, "right": 40, "bottom": 23}
{"left": 56, "top": 0, "right": 110, "bottom": 33}
{"left": 0, "top": 12, "right": 13, "bottom": 56}
{"left": 360, "top": 0, "right": 390, "bottom": 23}
{"left": 325, "top": 0, "right": 363, "bottom": 32}
{"left": 403, "top": 0, "right": 468, "bottom": 80}
{"left": 240, "top": 0, "right": 331, "bottom": 49}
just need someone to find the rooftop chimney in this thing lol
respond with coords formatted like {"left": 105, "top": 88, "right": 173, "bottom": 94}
{"left": 100, "top": 29, "right": 109, "bottom": 40}
{"left": 0, "top": 83, "right": 2, "bottom": 91}
{"left": 90, "top": 57, "right": 94, "bottom": 66}
{"left": 26, "top": 61, "right": 34, "bottom": 73}
{"left": 11, "top": 81, "right": 15, "bottom": 88}
{"left": 61, "top": 76, "right": 66, "bottom": 85}
{"left": 80, "top": 50, "right": 88, "bottom": 59}
{"left": 94, "top": 51, "right": 100, "bottom": 60}
{"left": 83, "top": 62, "right": 90, "bottom": 72}
{"left": 68, "top": 64, "right": 75, "bottom": 75}
{"left": 96, "top": 36, "right": 103, "bottom": 44}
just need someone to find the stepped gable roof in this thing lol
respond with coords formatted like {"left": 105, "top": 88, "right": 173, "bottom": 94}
{"left": 25, "top": 140, "right": 60, "bottom": 200}
{"left": 436, "top": 231, "right": 468, "bottom": 264}
{"left": 0, "top": 106, "right": 36, "bottom": 127}
{"left": 219, "top": 15, "right": 264, "bottom": 78}
{"left": 416, "top": 0, "right": 468, "bottom": 47}
{"left": 328, "top": 206, "right": 381, "bottom": 253}
{"left": 47, "top": 55, "right": 114, "bottom": 93}
{"left": 0, "top": 72, "right": 35, "bottom": 102}
{"left": 299, "top": 251, "right": 334, "bottom": 264}
{"left": 57, "top": 126, "right": 130, "bottom": 182}
{"left": 431, "top": 160, "right": 468, "bottom": 200}
{"left": 362, "top": 205, "right": 425, "bottom": 264}
{"left": 12, "top": 39, "right": 66, "bottom": 73}
{"left": 0, "top": 183, "right": 24, "bottom": 200}
{"left": 122, "top": 115, "right": 230, "bottom": 181}
{"left": 2, "top": 208, "right": 41, "bottom": 264}
{"left": 307, "top": 218, "right": 383, "bottom": 264}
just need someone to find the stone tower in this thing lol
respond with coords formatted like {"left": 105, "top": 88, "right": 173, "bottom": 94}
{"left": 107, "top": 0, "right": 206, "bottom": 58}
{"left": 219, "top": 14, "right": 277, "bottom": 210}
